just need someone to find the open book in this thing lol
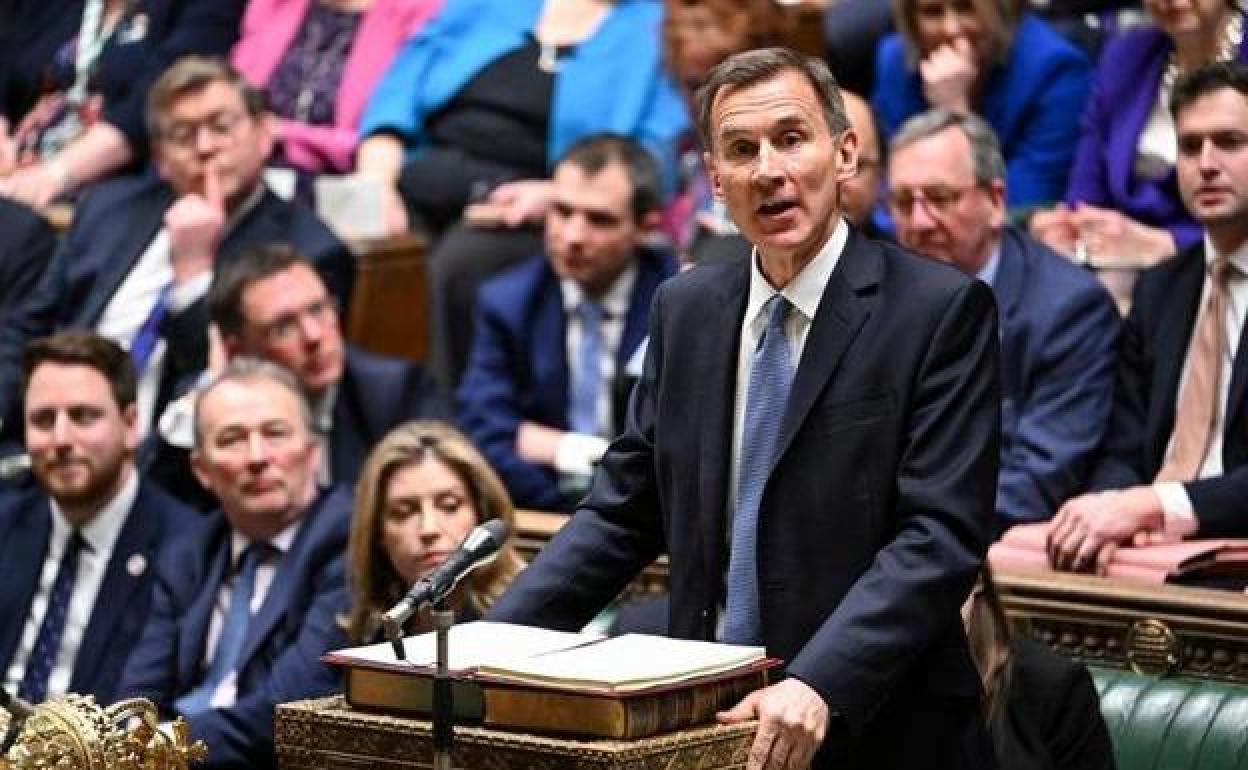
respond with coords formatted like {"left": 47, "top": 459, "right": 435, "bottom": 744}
{"left": 325, "top": 622, "right": 775, "bottom": 738}
{"left": 988, "top": 522, "right": 1248, "bottom": 584}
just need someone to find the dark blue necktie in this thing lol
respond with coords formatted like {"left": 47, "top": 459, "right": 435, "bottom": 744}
{"left": 723, "top": 295, "right": 794, "bottom": 645}
{"left": 569, "top": 299, "right": 606, "bottom": 436}
{"left": 19, "top": 531, "right": 86, "bottom": 703}
{"left": 175, "top": 542, "right": 269, "bottom": 716}
{"left": 130, "top": 282, "right": 173, "bottom": 373}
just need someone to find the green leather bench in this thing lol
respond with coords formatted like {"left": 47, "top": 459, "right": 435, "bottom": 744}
{"left": 1093, "top": 667, "right": 1248, "bottom": 769}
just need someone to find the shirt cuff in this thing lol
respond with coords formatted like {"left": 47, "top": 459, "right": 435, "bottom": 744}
{"left": 1152, "top": 482, "right": 1199, "bottom": 537}
{"left": 168, "top": 271, "right": 213, "bottom": 313}
{"left": 553, "top": 432, "right": 609, "bottom": 476}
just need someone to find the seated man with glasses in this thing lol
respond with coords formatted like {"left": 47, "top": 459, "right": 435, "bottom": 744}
{"left": 151, "top": 244, "right": 445, "bottom": 509}
{"left": 887, "top": 109, "right": 1120, "bottom": 533}
{"left": 0, "top": 55, "right": 354, "bottom": 445}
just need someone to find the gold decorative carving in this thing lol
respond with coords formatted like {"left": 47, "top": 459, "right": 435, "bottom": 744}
{"left": 3, "top": 695, "right": 206, "bottom": 770}
{"left": 277, "top": 696, "right": 753, "bottom": 769}
{"left": 1126, "top": 619, "right": 1181, "bottom": 676}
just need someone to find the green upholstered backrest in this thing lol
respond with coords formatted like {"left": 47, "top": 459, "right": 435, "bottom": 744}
{"left": 1092, "top": 667, "right": 1248, "bottom": 770}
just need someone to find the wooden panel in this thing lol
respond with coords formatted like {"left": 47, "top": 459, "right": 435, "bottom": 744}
{"left": 346, "top": 233, "right": 430, "bottom": 363}
{"left": 995, "top": 568, "right": 1248, "bottom": 683}
{"left": 775, "top": 1, "right": 826, "bottom": 58}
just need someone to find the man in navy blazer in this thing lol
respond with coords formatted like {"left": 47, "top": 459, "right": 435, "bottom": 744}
{"left": 0, "top": 56, "right": 353, "bottom": 444}
{"left": 1049, "top": 64, "right": 1248, "bottom": 571}
{"left": 0, "top": 332, "right": 192, "bottom": 705}
{"left": 888, "top": 109, "right": 1120, "bottom": 533}
{"left": 458, "top": 135, "right": 676, "bottom": 511}
{"left": 150, "top": 244, "right": 444, "bottom": 509}
{"left": 118, "top": 358, "right": 349, "bottom": 770}
{"left": 489, "top": 50, "right": 999, "bottom": 769}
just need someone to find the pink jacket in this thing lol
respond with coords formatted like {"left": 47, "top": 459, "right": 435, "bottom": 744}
{"left": 231, "top": 0, "right": 440, "bottom": 173}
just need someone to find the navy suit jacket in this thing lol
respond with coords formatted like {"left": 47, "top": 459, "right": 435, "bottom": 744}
{"left": 0, "top": 174, "right": 354, "bottom": 439}
{"left": 993, "top": 227, "right": 1119, "bottom": 529}
{"left": 490, "top": 230, "right": 1001, "bottom": 768}
{"left": 0, "top": 479, "right": 192, "bottom": 703}
{"left": 117, "top": 485, "right": 351, "bottom": 770}
{"left": 1089, "top": 242, "right": 1248, "bottom": 535}
{"left": 0, "top": 198, "right": 54, "bottom": 322}
{"left": 457, "top": 248, "right": 674, "bottom": 510}
{"left": 331, "top": 345, "right": 447, "bottom": 481}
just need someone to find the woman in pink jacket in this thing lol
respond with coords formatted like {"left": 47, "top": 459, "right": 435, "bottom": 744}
{"left": 231, "top": 0, "right": 439, "bottom": 182}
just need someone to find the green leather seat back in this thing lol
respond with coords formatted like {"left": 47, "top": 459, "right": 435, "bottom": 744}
{"left": 1092, "top": 666, "right": 1248, "bottom": 770}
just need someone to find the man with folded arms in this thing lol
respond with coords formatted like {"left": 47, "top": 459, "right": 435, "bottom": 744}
{"left": 117, "top": 358, "right": 349, "bottom": 769}
{"left": 1049, "top": 63, "right": 1248, "bottom": 572}
{"left": 0, "top": 331, "right": 191, "bottom": 705}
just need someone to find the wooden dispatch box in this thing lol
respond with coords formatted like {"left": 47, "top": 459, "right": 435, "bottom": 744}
{"left": 276, "top": 695, "right": 756, "bottom": 770}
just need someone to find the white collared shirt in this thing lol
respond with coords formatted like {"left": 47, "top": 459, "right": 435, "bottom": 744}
{"left": 96, "top": 184, "right": 266, "bottom": 438}
{"left": 729, "top": 218, "right": 849, "bottom": 516}
{"left": 560, "top": 263, "right": 639, "bottom": 438}
{"left": 202, "top": 517, "right": 303, "bottom": 710}
{"left": 976, "top": 244, "right": 1001, "bottom": 288}
{"left": 1154, "top": 235, "right": 1248, "bottom": 529}
{"left": 3, "top": 470, "right": 140, "bottom": 698}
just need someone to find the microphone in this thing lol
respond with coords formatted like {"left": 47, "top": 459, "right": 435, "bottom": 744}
{"left": 0, "top": 453, "right": 30, "bottom": 481}
{"left": 381, "top": 519, "right": 510, "bottom": 657}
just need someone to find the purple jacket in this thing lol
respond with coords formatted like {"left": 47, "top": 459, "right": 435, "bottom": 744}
{"left": 1065, "top": 23, "right": 1248, "bottom": 251}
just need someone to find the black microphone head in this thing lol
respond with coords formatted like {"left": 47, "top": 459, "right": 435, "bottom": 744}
{"left": 479, "top": 518, "right": 510, "bottom": 545}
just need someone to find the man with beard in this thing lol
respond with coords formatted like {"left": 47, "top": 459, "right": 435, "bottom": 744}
{"left": 118, "top": 358, "right": 349, "bottom": 770}
{"left": 0, "top": 331, "right": 193, "bottom": 704}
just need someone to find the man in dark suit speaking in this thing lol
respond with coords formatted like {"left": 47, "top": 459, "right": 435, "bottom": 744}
{"left": 489, "top": 48, "right": 1000, "bottom": 769}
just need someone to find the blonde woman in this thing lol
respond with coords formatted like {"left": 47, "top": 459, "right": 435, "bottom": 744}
{"left": 343, "top": 420, "right": 524, "bottom": 642}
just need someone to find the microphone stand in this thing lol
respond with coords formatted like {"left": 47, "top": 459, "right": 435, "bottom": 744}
{"left": 430, "top": 599, "right": 455, "bottom": 770}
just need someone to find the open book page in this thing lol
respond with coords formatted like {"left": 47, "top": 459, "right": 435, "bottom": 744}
{"left": 477, "top": 634, "right": 766, "bottom": 693}
{"left": 326, "top": 621, "right": 604, "bottom": 672}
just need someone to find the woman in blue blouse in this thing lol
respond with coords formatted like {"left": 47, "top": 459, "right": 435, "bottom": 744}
{"left": 354, "top": 0, "right": 688, "bottom": 389}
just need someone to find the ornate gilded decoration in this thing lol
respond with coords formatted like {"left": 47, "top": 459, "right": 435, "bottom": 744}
{"left": 3, "top": 695, "right": 206, "bottom": 770}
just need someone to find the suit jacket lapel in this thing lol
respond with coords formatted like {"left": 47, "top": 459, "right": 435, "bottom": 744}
{"left": 235, "top": 494, "right": 326, "bottom": 671}
{"left": 81, "top": 185, "right": 172, "bottom": 325}
{"left": 773, "top": 234, "right": 878, "bottom": 467}
{"left": 533, "top": 276, "right": 569, "bottom": 425}
{"left": 70, "top": 486, "right": 158, "bottom": 692}
{"left": 0, "top": 498, "right": 51, "bottom": 669}
{"left": 696, "top": 261, "right": 749, "bottom": 588}
{"left": 178, "top": 524, "right": 230, "bottom": 687}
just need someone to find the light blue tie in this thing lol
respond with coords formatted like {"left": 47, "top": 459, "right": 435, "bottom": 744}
{"left": 722, "top": 295, "right": 794, "bottom": 645}
{"left": 175, "top": 542, "right": 268, "bottom": 716}
{"left": 569, "top": 299, "right": 606, "bottom": 436}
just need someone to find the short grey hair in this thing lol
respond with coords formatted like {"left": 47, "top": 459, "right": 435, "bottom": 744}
{"left": 891, "top": 109, "right": 1005, "bottom": 186}
{"left": 695, "top": 47, "right": 849, "bottom": 151}
{"left": 193, "top": 357, "right": 314, "bottom": 449}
